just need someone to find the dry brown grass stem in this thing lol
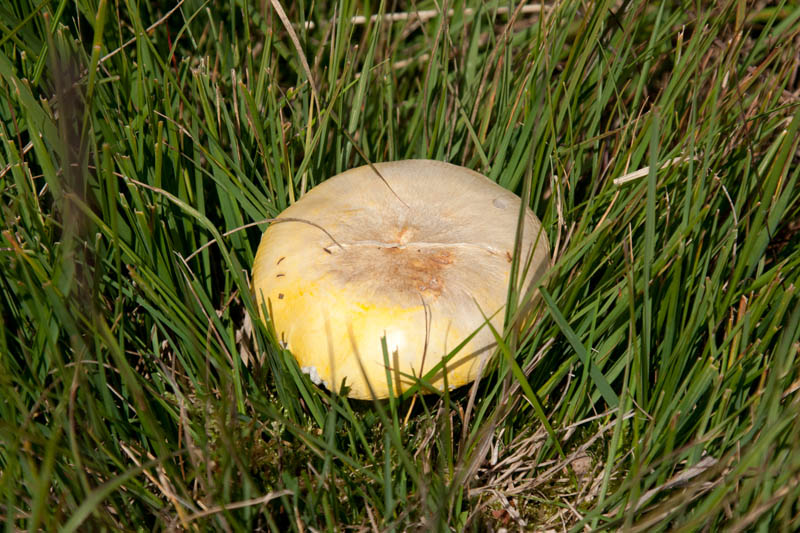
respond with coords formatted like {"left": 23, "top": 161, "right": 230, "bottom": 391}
{"left": 302, "top": 4, "right": 548, "bottom": 30}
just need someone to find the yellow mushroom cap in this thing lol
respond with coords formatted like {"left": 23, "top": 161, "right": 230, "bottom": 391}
{"left": 252, "top": 160, "right": 549, "bottom": 399}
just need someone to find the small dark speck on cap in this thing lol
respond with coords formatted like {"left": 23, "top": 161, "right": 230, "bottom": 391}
{"left": 278, "top": 293, "right": 284, "bottom": 299}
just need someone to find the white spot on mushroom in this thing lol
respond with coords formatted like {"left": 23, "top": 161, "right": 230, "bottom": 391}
{"left": 381, "top": 330, "right": 409, "bottom": 363}
{"left": 493, "top": 197, "right": 509, "bottom": 209}
{"left": 301, "top": 366, "right": 324, "bottom": 385}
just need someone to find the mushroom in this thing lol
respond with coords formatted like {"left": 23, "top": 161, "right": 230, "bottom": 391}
{"left": 252, "top": 160, "right": 549, "bottom": 399}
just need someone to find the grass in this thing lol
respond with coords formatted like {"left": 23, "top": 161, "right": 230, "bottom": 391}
{"left": 1, "top": 0, "right": 800, "bottom": 530}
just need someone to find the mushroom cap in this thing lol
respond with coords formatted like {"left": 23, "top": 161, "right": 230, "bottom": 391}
{"left": 252, "top": 160, "right": 549, "bottom": 399}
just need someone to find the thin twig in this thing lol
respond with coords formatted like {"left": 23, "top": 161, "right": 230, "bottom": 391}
{"left": 100, "top": 1, "right": 188, "bottom": 64}
{"left": 613, "top": 156, "right": 698, "bottom": 186}
{"left": 303, "top": 5, "right": 546, "bottom": 30}
{"left": 269, "top": 0, "right": 319, "bottom": 103}
{"left": 183, "top": 490, "right": 293, "bottom": 523}
{"left": 184, "top": 217, "right": 345, "bottom": 263}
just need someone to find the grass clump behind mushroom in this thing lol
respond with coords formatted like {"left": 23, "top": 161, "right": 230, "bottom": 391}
{"left": 1, "top": 0, "right": 800, "bottom": 530}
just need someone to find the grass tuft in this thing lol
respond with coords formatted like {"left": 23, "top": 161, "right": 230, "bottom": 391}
{"left": 2, "top": 0, "right": 799, "bottom": 530}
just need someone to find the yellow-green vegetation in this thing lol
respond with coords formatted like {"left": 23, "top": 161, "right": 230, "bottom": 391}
{"left": 1, "top": 0, "right": 799, "bottom": 530}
